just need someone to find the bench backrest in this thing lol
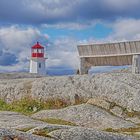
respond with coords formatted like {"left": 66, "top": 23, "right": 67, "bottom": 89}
{"left": 77, "top": 40, "right": 140, "bottom": 57}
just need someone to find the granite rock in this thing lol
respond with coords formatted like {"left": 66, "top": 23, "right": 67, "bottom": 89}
{"left": 32, "top": 104, "right": 136, "bottom": 130}
{"left": 48, "top": 127, "right": 138, "bottom": 140}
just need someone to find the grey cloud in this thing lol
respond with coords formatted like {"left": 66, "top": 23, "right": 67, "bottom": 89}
{"left": 0, "top": 0, "right": 140, "bottom": 25}
{"left": 46, "top": 37, "right": 79, "bottom": 69}
{"left": 0, "top": 26, "right": 79, "bottom": 71}
{"left": 0, "top": 50, "right": 18, "bottom": 66}
{"left": 107, "top": 19, "right": 140, "bottom": 40}
{"left": 0, "top": 26, "right": 48, "bottom": 70}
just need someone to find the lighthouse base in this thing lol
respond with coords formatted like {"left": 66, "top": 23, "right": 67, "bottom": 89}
{"left": 30, "top": 58, "right": 46, "bottom": 75}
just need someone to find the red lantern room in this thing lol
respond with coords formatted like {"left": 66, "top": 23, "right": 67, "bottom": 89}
{"left": 31, "top": 42, "right": 44, "bottom": 58}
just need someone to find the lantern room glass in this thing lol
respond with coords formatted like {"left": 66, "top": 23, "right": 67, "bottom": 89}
{"left": 32, "top": 49, "right": 44, "bottom": 53}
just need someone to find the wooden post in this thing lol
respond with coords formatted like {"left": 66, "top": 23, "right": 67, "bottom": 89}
{"left": 80, "top": 57, "right": 90, "bottom": 75}
{"left": 132, "top": 54, "right": 140, "bottom": 74}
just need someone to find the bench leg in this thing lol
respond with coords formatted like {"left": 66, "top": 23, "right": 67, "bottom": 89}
{"left": 132, "top": 54, "right": 140, "bottom": 74}
{"left": 80, "top": 58, "right": 90, "bottom": 75}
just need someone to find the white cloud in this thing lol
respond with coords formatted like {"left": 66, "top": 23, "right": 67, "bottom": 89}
{"left": 108, "top": 18, "right": 140, "bottom": 41}
{"left": 46, "top": 37, "right": 80, "bottom": 69}
{"left": 42, "top": 19, "right": 100, "bottom": 30}
{"left": 0, "top": 26, "right": 48, "bottom": 71}
{"left": 0, "top": 26, "right": 41, "bottom": 52}
{"left": 0, "top": 26, "right": 80, "bottom": 72}
{"left": 42, "top": 23, "right": 89, "bottom": 30}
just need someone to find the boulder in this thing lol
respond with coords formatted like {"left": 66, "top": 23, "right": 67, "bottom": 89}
{"left": 32, "top": 104, "right": 136, "bottom": 130}
{"left": 0, "top": 128, "right": 53, "bottom": 140}
{"left": 0, "top": 111, "right": 46, "bottom": 129}
{"left": 1, "top": 71, "right": 140, "bottom": 112}
{"left": 48, "top": 127, "right": 138, "bottom": 140}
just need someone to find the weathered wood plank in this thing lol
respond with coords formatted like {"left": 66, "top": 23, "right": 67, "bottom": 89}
{"left": 78, "top": 40, "right": 140, "bottom": 57}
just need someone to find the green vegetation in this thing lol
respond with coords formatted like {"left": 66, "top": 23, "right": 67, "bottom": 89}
{"left": 17, "top": 127, "right": 34, "bottom": 132}
{"left": 105, "top": 128, "right": 118, "bottom": 133}
{"left": 33, "top": 128, "right": 57, "bottom": 138}
{"left": 105, "top": 127, "right": 140, "bottom": 138}
{"left": 0, "top": 97, "right": 69, "bottom": 115}
{"left": 39, "top": 118, "right": 76, "bottom": 126}
{"left": 106, "top": 100, "right": 140, "bottom": 118}
{"left": 0, "top": 95, "right": 86, "bottom": 115}
{"left": 105, "top": 127, "right": 140, "bottom": 133}
{"left": 0, "top": 99, "right": 10, "bottom": 111}
{"left": 74, "top": 96, "right": 87, "bottom": 105}
{"left": 109, "top": 102, "right": 116, "bottom": 109}
{"left": 126, "top": 111, "right": 140, "bottom": 118}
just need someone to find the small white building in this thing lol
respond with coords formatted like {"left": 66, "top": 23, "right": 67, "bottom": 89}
{"left": 30, "top": 42, "right": 46, "bottom": 75}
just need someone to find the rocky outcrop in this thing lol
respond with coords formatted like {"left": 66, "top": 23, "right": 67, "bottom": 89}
{"left": 0, "top": 111, "right": 47, "bottom": 129}
{"left": 1, "top": 71, "right": 140, "bottom": 112}
{"left": 0, "top": 72, "right": 42, "bottom": 79}
{"left": 32, "top": 104, "right": 136, "bottom": 130}
{"left": 87, "top": 98, "right": 140, "bottom": 124}
{"left": 0, "top": 126, "right": 137, "bottom": 140}
{"left": 1, "top": 70, "right": 140, "bottom": 139}
{"left": 87, "top": 98, "right": 110, "bottom": 110}
{"left": 48, "top": 127, "right": 138, "bottom": 140}
{"left": 0, "top": 128, "right": 53, "bottom": 140}
{"left": 0, "top": 111, "right": 138, "bottom": 140}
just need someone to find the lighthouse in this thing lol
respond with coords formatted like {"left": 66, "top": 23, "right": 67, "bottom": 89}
{"left": 30, "top": 42, "right": 46, "bottom": 75}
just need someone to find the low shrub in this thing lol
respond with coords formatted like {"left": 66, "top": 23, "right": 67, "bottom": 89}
{"left": 16, "top": 127, "right": 34, "bottom": 132}
{"left": 0, "top": 97, "right": 69, "bottom": 115}
{"left": 32, "top": 128, "right": 57, "bottom": 138}
{"left": 105, "top": 127, "right": 140, "bottom": 133}
{"left": 0, "top": 99, "right": 10, "bottom": 111}
{"left": 40, "top": 118, "right": 76, "bottom": 126}
{"left": 0, "top": 96, "right": 86, "bottom": 115}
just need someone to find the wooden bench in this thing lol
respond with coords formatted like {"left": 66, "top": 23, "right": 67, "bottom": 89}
{"left": 77, "top": 40, "right": 140, "bottom": 74}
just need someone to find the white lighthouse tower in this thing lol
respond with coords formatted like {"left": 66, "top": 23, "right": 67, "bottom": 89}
{"left": 30, "top": 42, "right": 46, "bottom": 75}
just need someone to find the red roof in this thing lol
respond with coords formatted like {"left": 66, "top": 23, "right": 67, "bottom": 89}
{"left": 32, "top": 42, "right": 44, "bottom": 49}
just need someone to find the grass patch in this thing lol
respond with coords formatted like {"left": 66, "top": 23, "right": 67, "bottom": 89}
{"left": 106, "top": 100, "right": 140, "bottom": 118}
{"left": 3, "top": 135, "right": 25, "bottom": 140}
{"left": 39, "top": 118, "right": 76, "bottom": 126}
{"left": 105, "top": 127, "right": 140, "bottom": 138}
{"left": 126, "top": 111, "right": 140, "bottom": 118}
{"left": 0, "top": 97, "right": 69, "bottom": 115}
{"left": 0, "top": 95, "right": 86, "bottom": 115}
{"left": 105, "top": 127, "right": 140, "bottom": 133}
{"left": 0, "top": 99, "right": 10, "bottom": 111}
{"left": 109, "top": 102, "right": 116, "bottom": 109}
{"left": 32, "top": 128, "right": 57, "bottom": 138}
{"left": 105, "top": 128, "right": 118, "bottom": 133}
{"left": 74, "top": 95, "right": 87, "bottom": 105}
{"left": 16, "top": 127, "right": 35, "bottom": 132}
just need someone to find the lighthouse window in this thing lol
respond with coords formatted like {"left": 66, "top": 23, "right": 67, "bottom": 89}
{"left": 34, "top": 49, "right": 37, "bottom": 53}
{"left": 39, "top": 49, "right": 42, "bottom": 53}
{"left": 39, "top": 63, "right": 41, "bottom": 68}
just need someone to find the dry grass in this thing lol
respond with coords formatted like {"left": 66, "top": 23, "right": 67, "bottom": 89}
{"left": 32, "top": 128, "right": 56, "bottom": 138}
{"left": 105, "top": 127, "right": 140, "bottom": 133}
{"left": 105, "top": 127, "right": 140, "bottom": 138}
{"left": 0, "top": 97, "right": 69, "bottom": 115}
{"left": 0, "top": 96, "right": 86, "bottom": 115}
{"left": 3, "top": 135, "right": 25, "bottom": 140}
{"left": 39, "top": 118, "right": 76, "bottom": 126}
{"left": 16, "top": 127, "right": 34, "bottom": 132}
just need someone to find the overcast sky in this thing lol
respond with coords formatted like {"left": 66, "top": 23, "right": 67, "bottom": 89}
{"left": 0, "top": 0, "right": 140, "bottom": 73}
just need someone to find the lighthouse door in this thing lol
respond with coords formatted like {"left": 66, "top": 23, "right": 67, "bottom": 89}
{"left": 39, "top": 63, "right": 41, "bottom": 68}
